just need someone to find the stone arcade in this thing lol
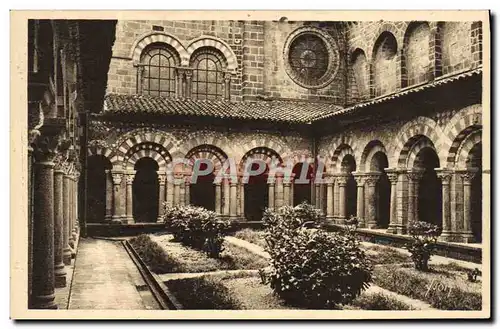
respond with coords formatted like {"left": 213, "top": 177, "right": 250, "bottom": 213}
{"left": 27, "top": 19, "right": 486, "bottom": 309}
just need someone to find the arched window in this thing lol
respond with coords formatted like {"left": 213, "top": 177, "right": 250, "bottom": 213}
{"left": 140, "top": 43, "right": 178, "bottom": 97}
{"left": 191, "top": 48, "right": 226, "bottom": 100}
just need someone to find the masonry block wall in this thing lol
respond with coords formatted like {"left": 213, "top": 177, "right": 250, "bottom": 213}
{"left": 346, "top": 21, "right": 482, "bottom": 105}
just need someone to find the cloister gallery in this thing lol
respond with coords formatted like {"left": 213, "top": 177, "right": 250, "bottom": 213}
{"left": 26, "top": 18, "right": 487, "bottom": 309}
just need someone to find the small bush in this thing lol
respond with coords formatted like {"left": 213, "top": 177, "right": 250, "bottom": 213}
{"left": 260, "top": 205, "right": 373, "bottom": 309}
{"left": 163, "top": 205, "right": 231, "bottom": 258}
{"left": 233, "top": 228, "right": 267, "bottom": 248}
{"left": 129, "top": 234, "right": 179, "bottom": 273}
{"left": 351, "top": 292, "right": 413, "bottom": 310}
{"left": 406, "top": 221, "right": 440, "bottom": 271}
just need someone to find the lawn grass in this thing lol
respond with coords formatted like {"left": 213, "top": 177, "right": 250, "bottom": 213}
{"left": 373, "top": 264, "right": 482, "bottom": 310}
{"left": 151, "top": 234, "right": 269, "bottom": 273}
{"left": 364, "top": 244, "right": 411, "bottom": 265}
{"left": 349, "top": 292, "right": 414, "bottom": 310}
{"left": 233, "top": 228, "right": 267, "bottom": 249}
{"left": 129, "top": 234, "right": 181, "bottom": 274}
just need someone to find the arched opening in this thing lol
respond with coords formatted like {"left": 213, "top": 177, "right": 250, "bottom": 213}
{"left": 467, "top": 143, "right": 482, "bottom": 243}
{"left": 370, "top": 152, "right": 390, "bottom": 229}
{"left": 190, "top": 161, "right": 216, "bottom": 211}
{"left": 351, "top": 48, "right": 369, "bottom": 100}
{"left": 373, "top": 31, "right": 398, "bottom": 97}
{"left": 244, "top": 162, "right": 269, "bottom": 221}
{"left": 87, "top": 155, "right": 112, "bottom": 223}
{"left": 293, "top": 162, "right": 313, "bottom": 206}
{"left": 341, "top": 155, "right": 357, "bottom": 218}
{"left": 415, "top": 148, "right": 442, "bottom": 228}
{"left": 133, "top": 158, "right": 159, "bottom": 223}
{"left": 403, "top": 22, "right": 431, "bottom": 86}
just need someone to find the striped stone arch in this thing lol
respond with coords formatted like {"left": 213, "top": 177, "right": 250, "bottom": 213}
{"left": 442, "top": 104, "right": 482, "bottom": 167}
{"left": 185, "top": 144, "right": 228, "bottom": 173}
{"left": 360, "top": 140, "right": 389, "bottom": 172}
{"left": 331, "top": 144, "right": 357, "bottom": 173}
{"left": 456, "top": 130, "right": 482, "bottom": 169}
{"left": 239, "top": 147, "right": 283, "bottom": 172}
{"left": 406, "top": 136, "right": 438, "bottom": 169}
{"left": 391, "top": 116, "right": 445, "bottom": 167}
{"left": 114, "top": 128, "right": 179, "bottom": 158}
{"left": 173, "top": 130, "right": 231, "bottom": 159}
{"left": 322, "top": 135, "right": 361, "bottom": 172}
{"left": 124, "top": 142, "right": 173, "bottom": 171}
{"left": 186, "top": 36, "right": 238, "bottom": 71}
{"left": 237, "top": 134, "right": 290, "bottom": 165}
{"left": 87, "top": 143, "right": 113, "bottom": 161}
{"left": 130, "top": 31, "right": 189, "bottom": 65}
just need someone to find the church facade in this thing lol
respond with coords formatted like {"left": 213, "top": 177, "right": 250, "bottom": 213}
{"left": 87, "top": 19, "right": 485, "bottom": 245}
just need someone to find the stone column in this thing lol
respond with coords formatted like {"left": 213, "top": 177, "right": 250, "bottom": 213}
{"left": 315, "top": 182, "right": 321, "bottom": 208}
{"left": 31, "top": 138, "right": 59, "bottom": 309}
{"left": 385, "top": 170, "right": 399, "bottom": 234}
{"left": 173, "top": 173, "right": 182, "bottom": 205}
{"left": 215, "top": 182, "right": 222, "bottom": 214}
{"left": 283, "top": 181, "right": 291, "bottom": 207}
{"left": 68, "top": 174, "right": 75, "bottom": 249}
{"left": 157, "top": 173, "right": 166, "bottom": 222}
{"left": 125, "top": 171, "right": 134, "bottom": 223}
{"left": 239, "top": 178, "right": 245, "bottom": 217}
{"left": 460, "top": 169, "right": 477, "bottom": 242}
{"left": 184, "top": 177, "right": 190, "bottom": 206}
{"left": 268, "top": 177, "right": 275, "bottom": 210}
{"left": 352, "top": 173, "right": 366, "bottom": 227}
{"left": 104, "top": 169, "right": 112, "bottom": 221}
{"left": 62, "top": 172, "right": 71, "bottom": 265}
{"left": 53, "top": 165, "right": 66, "bottom": 288}
{"left": 333, "top": 177, "right": 340, "bottom": 218}
{"left": 326, "top": 177, "right": 334, "bottom": 221}
{"left": 436, "top": 169, "right": 453, "bottom": 241}
{"left": 406, "top": 169, "right": 424, "bottom": 224}
{"left": 275, "top": 173, "right": 284, "bottom": 209}
{"left": 337, "top": 175, "right": 349, "bottom": 220}
{"left": 179, "top": 180, "right": 186, "bottom": 205}
{"left": 364, "top": 174, "right": 380, "bottom": 229}
{"left": 185, "top": 70, "right": 193, "bottom": 98}
{"left": 72, "top": 173, "right": 79, "bottom": 240}
{"left": 166, "top": 176, "right": 174, "bottom": 207}
{"left": 230, "top": 177, "right": 238, "bottom": 219}
{"left": 223, "top": 178, "right": 230, "bottom": 216}
{"left": 395, "top": 169, "right": 409, "bottom": 234}
{"left": 111, "top": 171, "right": 124, "bottom": 221}
{"left": 289, "top": 177, "right": 294, "bottom": 206}
{"left": 224, "top": 72, "right": 232, "bottom": 100}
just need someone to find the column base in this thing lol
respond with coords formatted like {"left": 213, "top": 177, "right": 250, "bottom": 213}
{"left": 125, "top": 217, "right": 134, "bottom": 224}
{"left": 459, "top": 231, "right": 476, "bottom": 243}
{"left": 31, "top": 294, "right": 58, "bottom": 309}
{"left": 438, "top": 230, "right": 454, "bottom": 242}
{"left": 325, "top": 216, "right": 335, "bottom": 224}
{"left": 156, "top": 218, "right": 164, "bottom": 223}
{"left": 366, "top": 221, "right": 378, "bottom": 229}
{"left": 386, "top": 225, "right": 398, "bottom": 234}
{"left": 395, "top": 225, "right": 407, "bottom": 235}
{"left": 63, "top": 248, "right": 72, "bottom": 265}
{"left": 54, "top": 263, "right": 67, "bottom": 288}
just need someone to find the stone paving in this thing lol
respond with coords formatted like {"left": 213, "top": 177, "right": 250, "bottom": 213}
{"left": 68, "top": 238, "right": 160, "bottom": 310}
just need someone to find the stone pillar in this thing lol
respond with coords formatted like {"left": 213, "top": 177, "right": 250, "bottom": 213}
{"left": 275, "top": 173, "right": 284, "bottom": 209}
{"left": 31, "top": 139, "right": 59, "bottom": 309}
{"left": 125, "top": 171, "right": 134, "bottom": 223}
{"left": 62, "top": 173, "right": 71, "bottom": 265}
{"left": 173, "top": 174, "right": 182, "bottom": 205}
{"left": 337, "top": 175, "right": 349, "bottom": 220}
{"left": 230, "top": 177, "right": 238, "bottom": 219}
{"left": 283, "top": 181, "right": 291, "bottom": 207}
{"left": 53, "top": 166, "right": 66, "bottom": 288}
{"left": 111, "top": 171, "right": 124, "bottom": 221}
{"left": 385, "top": 170, "right": 399, "bottom": 234}
{"left": 104, "top": 169, "right": 112, "bottom": 221}
{"left": 315, "top": 182, "right": 321, "bottom": 208}
{"left": 224, "top": 72, "right": 232, "bottom": 100}
{"left": 436, "top": 169, "right": 453, "bottom": 241}
{"left": 239, "top": 179, "right": 245, "bottom": 217}
{"left": 215, "top": 182, "right": 222, "bottom": 214}
{"left": 406, "top": 169, "right": 424, "bottom": 224}
{"left": 459, "top": 169, "right": 477, "bottom": 242}
{"left": 333, "top": 177, "right": 340, "bottom": 218}
{"left": 179, "top": 180, "right": 186, "bottom": 205}
{"left": 396, "top": 169, "right": 409, "bottom": 234}
{"left": 326, "top": 177, "right": 334, "bottom": 221}
{"left": 68, "top": 174, "right": 75, "bottom": 249}
{"left": 364, "top": 174, "right": 380, "bottom": 229}
{"left": 157, "top": 173, "right": 166, "bottom": 222}
{"left": 166, "top": 176, "right": 174, "bottom": 208}
{"left": 184, "top": 177, "right": 190, "bottom": 206}
{"left": 223, "top": 178, "right": 230, "bottom": 216}
{"left": 352, "top": 173, "right": 366, "bottom": 226}
{"left": 72, "top": 173, "right": 79, "bottom": 240}
{"left": 185, "top": 70, "right": 193, "bottom": 98}
{"left": 289, "top": 176, "right": 295, "bottom": 206}
{"left": 268, "top": 177, "right": 275, "bottom": 210}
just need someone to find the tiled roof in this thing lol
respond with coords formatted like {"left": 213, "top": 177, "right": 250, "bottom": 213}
{"left": 315, "top": 68, "right": 483, "bottom": 120}
{"left": 103, "top": 94, "right": 344, "bottom": 124}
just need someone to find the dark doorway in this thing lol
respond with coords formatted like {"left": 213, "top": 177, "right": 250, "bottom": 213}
{"left": 133, "top": 158, "right": 159, "bottom": 223}
{"left": 87, "top": 155, "right": 112, "bottom": 223}
{"left": 416, "top": 148, "right": 442, "bottom": 228}
{"left": 342, "top": 155, "right": 357, "bottom": 218}
{"left": 293, "top": 162, "right": 313, "bottom": 206}
{"left": 371, "top": 152, "right": 390, "bottom": 228}
{"left": 468, "top": 143, "right": 482, "bottom": 243}
{"left": 244, "top": 163, "right": 269, "bottom": 221}
{"left": 190, "top": 161, "right": 216, "bottom": 211}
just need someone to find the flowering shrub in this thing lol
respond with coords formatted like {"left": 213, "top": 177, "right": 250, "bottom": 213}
{"left": 163, "top": 204, "right": 231, "bottom": 258}
{"left": 406, "top": 221, "right": 440, "bottom": 271}
{"left": 260, "top": 205, "right": 373, "bottom": 308}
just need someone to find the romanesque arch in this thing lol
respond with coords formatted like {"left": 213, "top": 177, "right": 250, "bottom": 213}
{"left": 237, "top": 133, "right": 289, "bottom": 168}
{"left": 129, "top": 31, "right": 189, "bottom": 65}
{"left": 124, "top": 143, "right": 172, "bottom": 171}
{"left": 402, "top": 21, "right": 431, "bottom": 86}
{"left": 186, "top": 36, "right": 238, "bottom": 71}
{"left": 371, "top": 31, "right": 399, "bottom": 97}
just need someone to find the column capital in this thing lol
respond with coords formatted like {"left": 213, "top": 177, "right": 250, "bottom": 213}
{"left": 435, "top": 168, "right": 453, "bottom": 184}
{"left": 125, "top": 173, "right": 135, "bottom": 185}
{"left": 224, "top": 71, "right": 232, "bottom": 82}
{"left": 406, "top": 168, "right": 425, "bottom": 182}
{"left": 335, "top": 174, "right": 350, "bottom": 186}
{"left": 365, "top": 173, "right": 381, "bottom": 187}
{"left": 111, "top": 171, "right": 123, "bottom": 185}
{"left": 457, "top": 168, "right": 479, "bottom": 184}
{"left": 268, "top": 177, "right": 276, "bottom": 185}
{"left": 158, "top": 173, "right": 167, "bottom": 185}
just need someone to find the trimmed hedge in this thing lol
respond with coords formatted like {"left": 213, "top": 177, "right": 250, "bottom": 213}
{"left": 129, "top": 234, "right": 180, "bottom": 273}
